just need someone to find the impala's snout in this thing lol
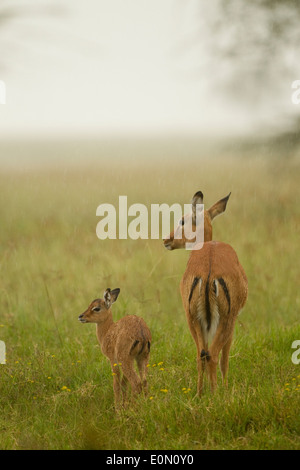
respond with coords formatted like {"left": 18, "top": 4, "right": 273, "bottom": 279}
{"left": 78, "top": 313, "right": 87, "bottom": 323}
{"left": 163, "top": 231, "right": 174, "bottom": 250}
{"left": 163, "top": 239, "right": 173, "bottom": 250}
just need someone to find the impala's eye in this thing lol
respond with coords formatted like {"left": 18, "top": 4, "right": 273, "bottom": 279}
{"left": 92, "top": 307, "right": 101, "bottom": 312}
{"left": 179, "top": 218, "right": 185, "bottom": 226}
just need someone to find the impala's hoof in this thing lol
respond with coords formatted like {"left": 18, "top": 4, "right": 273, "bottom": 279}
{"left": 200, "top": 349, "right": 210, "bottom": 361}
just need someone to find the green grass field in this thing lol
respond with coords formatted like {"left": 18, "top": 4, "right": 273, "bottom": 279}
{"left": 0, "top": 138, "right": 299, "bottom": 450}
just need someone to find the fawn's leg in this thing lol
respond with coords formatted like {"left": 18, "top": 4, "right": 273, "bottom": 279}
{"left": 136, "top": 354, "right": 149, "bottom": 394}
{"left": 121, "top": 374, "right": 129, "bottom": 404}
{"left": 120, "top": 357, "right": 142, "bottom": 396}
{"left": 111, "top": 362, "right": 122, "bottom": 407}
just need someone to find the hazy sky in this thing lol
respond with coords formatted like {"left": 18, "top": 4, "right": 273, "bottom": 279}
{"left": 0, "top": 0, "right": 299, "bottom": 139}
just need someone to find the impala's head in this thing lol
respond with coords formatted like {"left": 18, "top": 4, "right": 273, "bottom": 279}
{"left": 78, "top": 288, "right": 120, "bottom": 324}
{"left": 163, "top": 191, "right": 231, "bottom": 250}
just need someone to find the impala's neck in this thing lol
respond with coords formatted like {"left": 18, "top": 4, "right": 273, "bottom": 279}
{"left": 95, "top": 310, "right": 114, "bottom": 346}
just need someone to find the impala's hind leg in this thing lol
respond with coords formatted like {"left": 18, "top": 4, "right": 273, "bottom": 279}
{"left": 186, "top": 315, "right": 207, "bottom": 396}
{"left": 121, "top": 358, "right": 142, "bottom": 396}
{"left": 220, "top": 330, "right": 234, "bottom": 387}
{"left": 136, "top": 351, "right": 150, "bottom": 394}
{"left": 121, "top": 374, "right": 129, "bottom": 404}
{"left": 206, "top": 317, "right": 235, "bottom": 393}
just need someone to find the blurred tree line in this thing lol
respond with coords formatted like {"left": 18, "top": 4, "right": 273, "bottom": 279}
{"left": 1, "top": 0, "right": 300, "bottom": 147}
{"left": 174, "top": 0, "right": 300, "bottom": 145}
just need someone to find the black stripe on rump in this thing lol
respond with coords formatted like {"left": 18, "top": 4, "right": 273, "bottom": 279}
{"left": 139, "top": 341, "right": 145, "bottom": 355}
{"left": 188, "top": 276, "right": 200, "bottom": 308}
{"left": 218, "top": 277, "right": 231, "bottom": 314}
{"left": 205, "top": 273, "right": 211, "bottom": 331}
{"left": 130, "top": 340, "right": 139, "bottom": 353}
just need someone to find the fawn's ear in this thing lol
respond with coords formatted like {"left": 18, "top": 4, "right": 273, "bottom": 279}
{"left": 103, "top": 288, "right": 120, "bottom": 308}
{"left": 191, "top": 191, "right": 204, "bottom": 222}
{"left": 207, "top": 192, "right": 231, "bottom": 221}
{"left": 110, "top": 288, "right": 120, "bottom": 304}
{"left": 103, "top": 288, "right": 112, "bottom": 308}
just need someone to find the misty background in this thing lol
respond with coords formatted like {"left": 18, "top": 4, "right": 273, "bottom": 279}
{"left": 0, "top": 0, "right": 300, "bottom": 157}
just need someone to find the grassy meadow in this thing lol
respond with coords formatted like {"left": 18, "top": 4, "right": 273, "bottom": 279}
{"left": 0, "top": 138, "right": 300, "bottom": 450}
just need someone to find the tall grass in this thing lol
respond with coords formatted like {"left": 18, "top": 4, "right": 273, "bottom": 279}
{"left": 0, "top": 140, "right": 299, "bottom": 449}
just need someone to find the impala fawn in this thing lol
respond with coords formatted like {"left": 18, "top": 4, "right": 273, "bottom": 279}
{"left": 164, "top": 191, "right": 248, "bottom": 395}
{"left": 78, "top": 288, "right": 151, "bottom": 406}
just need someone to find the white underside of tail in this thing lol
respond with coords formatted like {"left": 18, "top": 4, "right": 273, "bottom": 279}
{"left": 196, "top": 278, "right": 220, "bottom": 345}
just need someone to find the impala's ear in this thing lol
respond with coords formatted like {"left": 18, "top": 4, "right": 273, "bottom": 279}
{"left": 207, "top": 192, "right": 231, "bottom": 221}
{"left": 103, "top": 288, "right": 112, "bottom": 308}
{"left": 110, "top": 288, "right": 120, "bottom": 304}
{"left": 191, "top": 191, "right": 204, "bottom": 221}
{"left": 104, "top": 288, "right": 120, "bottom": 308}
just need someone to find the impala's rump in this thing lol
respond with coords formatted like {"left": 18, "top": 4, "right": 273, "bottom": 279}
{"left": 188, "top": 273, "right": 221, "bottom": 345}
{"left": 130, "top": 339, "right": 151, "bottom": 355}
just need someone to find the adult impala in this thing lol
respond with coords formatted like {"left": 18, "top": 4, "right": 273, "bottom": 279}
{"left": 163, "top": 192, "right": 248, "bottom": 394}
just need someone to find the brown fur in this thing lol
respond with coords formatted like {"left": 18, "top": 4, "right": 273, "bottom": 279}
{"left": 164, "top": 192, "right": 248, "bottom": 395}
{"left": 78, "top": 288, "right": 151, "bottom": 407}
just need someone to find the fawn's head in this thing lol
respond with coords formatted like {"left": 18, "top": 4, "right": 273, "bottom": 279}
{"left": 78, "top": 288, "right": 120, "bottom": 324}
{"left": 163, "top": 191, "right": 230, "bottom": 250}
